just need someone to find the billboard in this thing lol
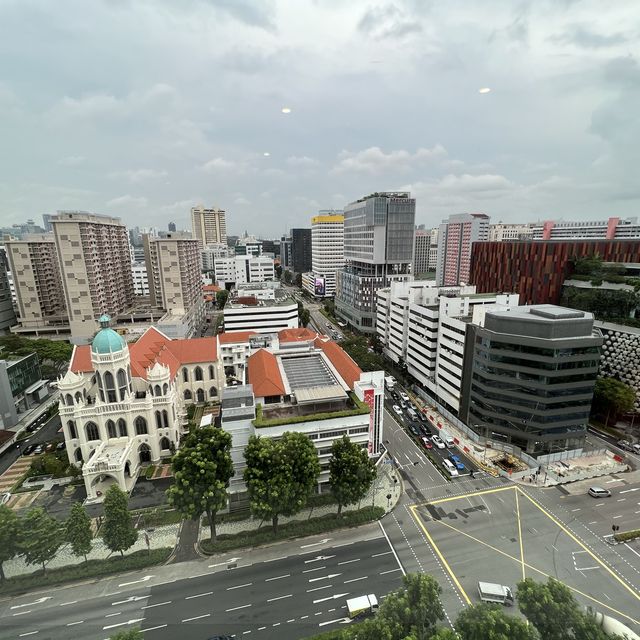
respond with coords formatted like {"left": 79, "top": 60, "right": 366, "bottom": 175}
{"left": 314, "top": 276, "right": 326, "bottom": 296}
{"left": 363, "top": 388, "right": 375, "bottom": 455}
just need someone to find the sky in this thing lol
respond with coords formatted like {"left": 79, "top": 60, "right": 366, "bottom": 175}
{"left": 1, "top": 0, "right": 638, "bottom": 236}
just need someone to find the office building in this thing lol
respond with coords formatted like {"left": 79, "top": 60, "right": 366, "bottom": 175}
{"left": 488, "top": 223, "right": 534, "bottom": 242}
{"left": 531, "top": 217, "right": 640, "bottom": 240}
{"left": 302, "top": 213, "right": 344, "bottom": 298}
{"left": 214, "top": 255, "right": 275, "bottom": 288}
{"left": 291, "top": 228, "right": 312, "bottom": 273}
{"left": 0, "top": 249, "right": 16, "bottom": 330}
{"left": 336, "top": 192, "right": 415, "bottom": 333}
{"left": 223, "top": 284, "right": 298, "bottom": 333}
{"left": 168, "top": 222, "right": 176, "bottom": 232}
{"left": 377, "top": 281, "right": 518, "bottom": 412}
{"left": 191, "top": 205, "right": 227, "bottom": 246}
{"left": 5, "top": 234, "right": 67, "bottom": 331}
{"left": 259, "top": 239, "right": 279, "bottom": 258}
{"left": 459, "top": 305, "right": 601, "bottom": 456}
{"left": 470, "top": 240, "right": 640, "bottom": 305}
{"left": 413, "top": 228, "right": 439, "bottom": 275}
{"left": 280, "top": 236, "right": 293, "bottom": 271}
{"left": 235, "top": 236, "right": 263, "bottom": 257}
{"left": 51, "top": 212, "right": 134, "bottom": 344}
{"left": 42, "top": 214, "right": 54, "bottom": 232}
{"left": 436, "top": 213, "right": 490, "bottom": 287}
{"left": 201, "top": 243, "right": 233, "bottom": 271}
{"left": 143, "top": 233, "right": 204, "bottom": 338}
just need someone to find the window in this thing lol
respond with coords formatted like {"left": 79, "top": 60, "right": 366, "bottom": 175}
{"left": 85, "top": 422, "right": 100, "bottom": 441}
{"left": 184, "top": 389, "right": 192, "bottom": 400}
{"left": 195, "top": 366, "right": 203, "bottom": 381}
{"left": 182, "top": 368, "right": 189, "bottom": 382}
{"left": 106, "top": 420, "right": 117, "bottom": 438}
{"left": 155, "top": 411, "right": 162, "bottom": 429}
{"left": 104, "top": 371, "right": 117, "bottom": 403}
{"left": 74, "top": 448, "right": 83, "bottom": 463}
{"left": 196, "top": 388, "right": 205, "bottom": 402}
{"left": 209, "top": 365, "right": 215, "bottom": 379}
{"left": 135, "top": 416, "right": 148, "bottom": 435}
{"left": 117, "top": 418, "right": 128, "bottom": 437}
{"left": 160, "top": 436, "right": 171, "bottom": 450}
{"left": 75, "top": 392, "right": 82, "bottom": 404}
{"left": 162, "top": 383, "right": 168, "bottom": 395}
{"left": 67, "top": 420, "right": 77, "bottom": 439}
{"left": 209, "top": 386, "right": 217, "bottom": 398}
{"left": 154, "top": 384, "right": 161, "bottom": 396}
{"left": 162, "top": 410, "right": 169, "bottom": 428}
{"left": 117, "top": 369, "right": 128, "bottom": 399}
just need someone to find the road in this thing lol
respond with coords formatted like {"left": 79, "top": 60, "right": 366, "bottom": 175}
{"left": 1, "top": 524, "right": 404, "bottom": 640}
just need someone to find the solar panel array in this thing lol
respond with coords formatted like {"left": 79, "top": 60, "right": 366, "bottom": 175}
{"left": 281, "top": 354, "right": 338, "bottom": 390}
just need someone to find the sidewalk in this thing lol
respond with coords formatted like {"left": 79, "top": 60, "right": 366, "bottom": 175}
{"left": 198, "top": 456, "right": 401, "bottom": 539}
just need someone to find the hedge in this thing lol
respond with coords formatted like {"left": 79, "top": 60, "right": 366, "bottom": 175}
{"left": 253, "top": 393, "right": 370, "bottom": 428}
{"left": 0, "top": 547, "right": 172, "bottom": 595}
{"left": 614, "top": 529, "right": 640, "bottom": 543}
{"left": 200, "top": 506, "right": 384, "bottom": 554}
{"left": 304, "top": 629, "right": 355, "bottom": 640}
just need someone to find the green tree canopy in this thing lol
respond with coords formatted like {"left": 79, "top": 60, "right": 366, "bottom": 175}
{"left": 20, "top": 507, "right": 64, "bottom": 573}
{"left": 0, "top": 335, "right": 72, "bottom": 377}
{"left": 329, "top": 435, "right": 376, "bottom": 516}
{"left": 65, "top": 502, "right": 92, "bottom": 563}
{"left": 244, "top": 431, "right": 320, "bottom": 533}
{"left": 283, "top": 269, "right": 293, "bottom": 284}
{"left": 0, "top": 504, "right": 20, "bottom": 581}
{"left": 102, "top": 485, "right": 138, "bottom": 556}
{"left": 216, "top": 289, "right": 229, "bottom": 309}
{"left": 167, "top": 426, "right": 234, "bottom": 542}
{"left": 108, "top": 629, "right": 143, "bottom": 640}
{"left": 592, "top": 377, "right": 636, "bottom": 425}
{"left": 340, "top": 336, "right": 384, "bottom": 372}
{"left": 455, "top": 603, "right": 539, "bottom": 640}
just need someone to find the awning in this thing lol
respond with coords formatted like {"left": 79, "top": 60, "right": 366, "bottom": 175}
{"left": 24, "top": 380, "right": 47, "bottom": 394}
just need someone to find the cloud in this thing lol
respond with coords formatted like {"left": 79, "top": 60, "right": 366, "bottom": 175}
{"left": 58, "top": 155, "right": 86, "bottom": 167}
{"left": 200, "top": 157, "right": 242, "bottom": 172}
{"left": 550, "top": 25, "right": 628, "bottom": 49}
{"left": 286, "top": 155, "right": 319, "bottom": 167}
{"left": 110, "top": 168, "right": 168, "bottom": 183}
{"left": 331, "top": 145, "right": 446, "bottom": 174}
{"left": 357, "top": 4, "right": 422, "bottom": 39}
{"left": 203, "top": 0, "right": 276, "bottom": 31}
{"left": 234, "top": 195, "right": 251, "bottom": 205}
{"left": 106, "top": 194, "right": 149, "bottom": 208}
{"left": 437, "top": 173, "right": 516, "bottom": 193}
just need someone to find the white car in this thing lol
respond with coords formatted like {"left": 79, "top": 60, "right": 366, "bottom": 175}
{"left": 442, "top": 459, "right": 459, "bottom": 477}
{"left": 431, "top": 435, "right": 445, "bottom": 449}
{"left": 399, "top": 392, "right": 410, "bottom": 403}
{"left": 392, "top": 405, "right": 403, "bottom": 417}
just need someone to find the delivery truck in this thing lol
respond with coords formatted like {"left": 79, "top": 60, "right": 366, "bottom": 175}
{"left": 477, "top": 581, "right": 514, "bottom": 606}
{"left": 346, "top": 594, "right": 379, "bottom": 619}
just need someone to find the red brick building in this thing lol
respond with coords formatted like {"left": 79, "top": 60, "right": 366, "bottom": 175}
{"left": 470, "top": 240, "right": 640, "bottom": 305}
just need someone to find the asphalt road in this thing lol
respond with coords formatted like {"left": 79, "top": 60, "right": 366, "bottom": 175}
{"left": 2, "top": 526, "right": 404, "bottom": 640}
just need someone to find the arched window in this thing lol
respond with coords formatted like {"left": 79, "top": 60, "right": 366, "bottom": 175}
{"left": 66, "top": 393, "right": 73, "bottom": 406}
{"left": 154, "top": 384, "right": 161, "bottom": 396}
{"left": 196, "top": 388, "right": 205, "bottom": 402}
{"left": 67, "top": 420, "right": 77, "bottom": 439}
{"left": 209, "top": 365, "right": 215, "bottom": 379}
{"left": 162, "top": 409, "right": 169, "bottom": 428}
{"left": 182, "top": 368, "right": 189, "bottom": 382}
{"left": 184, "top": 389, "right": 192, "bottom": 400}
{"left": 162, "top": 383, "right": 168, "bottom": 395}
{"left": 117, "top": 418, "right": 127, "bottom": 437}
{"left": 104, "top": 371, "right": 116, "bottom": 403}
{"left": 194, "top": 366, "right": 203, "bottom": 381}
{"left": 74, "top": 448, "right": 83, "bottom": 463}
{"left": 135, "top": 416, "right": 148, "bottom": 435}
{"left": 209, "top": 386, "right": 217, "bottom": 398}
{"left": 139, "top": 443, "right": 151, "bottom": 464}
{"left": 75, "top": 392, "right": 82, "bottom": 404}
{"left": 85, "top": 422, "right": 100, "bottom": 441}
{"left": 160, "top": 436, "right": 171, "bottom": 450}
{"left": 155, "top": 410, "right": 162, "bottom": 429}
{"left": 117, "top": 369, "right": 128, "bottom": 400}
{"left": 96, "top": 372, "right": 102, "bottom": 392}
{"left": 106, "top": 420, "right": 117, "bottom": 438}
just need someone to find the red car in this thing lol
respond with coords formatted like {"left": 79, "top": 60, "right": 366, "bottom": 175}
{"left": 421, "top": 436, "right": 433, "bottom": 449}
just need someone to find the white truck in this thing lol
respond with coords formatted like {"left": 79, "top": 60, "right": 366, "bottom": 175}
{"left": 477, "top": 581, "right": 514, "bottom": 606}
{"left": 384, "top": 376, "right": 396, "bottom": 391}
{"left": 346, "top": 594, "right": 379, "bottom": 619}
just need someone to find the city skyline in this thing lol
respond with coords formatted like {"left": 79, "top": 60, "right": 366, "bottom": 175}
{"left": 1, "top": 1, "right": 638, "bottom": 234}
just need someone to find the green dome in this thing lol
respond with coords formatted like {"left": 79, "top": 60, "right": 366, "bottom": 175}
{"left": 91, "top": 315, "right": 126, "bottom": 354}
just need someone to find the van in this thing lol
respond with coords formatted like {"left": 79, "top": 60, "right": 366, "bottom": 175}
{"left": 442, "top": 459, "right": 459, "bottom": 477}
{"left": 407, "top": 408, "right": 418, "bottom": 421}
{"left": 477, "top": 582, "right": 514, "bottom": 606}
{"left": 442, "top": 433, "right": 455, "bottom": 448}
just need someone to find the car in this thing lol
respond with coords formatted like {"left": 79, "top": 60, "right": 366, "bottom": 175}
{"left": 45, "top": 442, "right": 56, "bottom": 452}
{"left": 419, "top": 424, "right": 431, "bottom": 437}
{"left": 326, "top": 322, "right": 332, "bottom": 329}
{"left": 392, "top": 405, "right": 403, "bottom": 416}
{"left": 409, "top": 423, "right": 420, "bottom": 437}
{"left": 1, "top": 492, "right": 10, "bottom": 505}
{"left": 399, "top": 399, "right": 407, "bottom": 409}
{"left": 22, "top": 444, "right": 36, "bottom": 456}
{"left": 617, "top": 440, "right": 635, "bottom": 452}
{"left": 421, "top": 436, "right": 433, "bottom": 449}
{"left": 33, "top": 445, "right": 44, "bottom": 455}
{"left": 431, "top": 435, "right": 445, "bottom": 449}
{"left": 442, "top": 459, "right": 459, "bottom": 477}
{"left": 26, "top": 422, "right": 38, "bottom": 432}
{"left": 399, "top": 392, "right": 410, "bottom": 403}
{"left": 207, "top": 636, "right": 234, "bottom": 640}
{"left": 449, "top": 454, "right": 465, "bottom": 471}
{"left": 588, "top": 487, "right": 611, "bottom": 498}
{"left": 633, "top": 443, "right": 640, "bottom": 455}
{"left": 56, "top": 441, "right": 66, "bottom": 451}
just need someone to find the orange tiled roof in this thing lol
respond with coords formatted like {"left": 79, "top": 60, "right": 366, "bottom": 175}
{"left": 165, "top": 337, "right": 217, "bottom": 364}
{"left": 314, "top": 338, "right": 362, "bottom": 390}
{"left": 247, "top": 349, "right": 285, "bottom": 397}
{"left": 203, "top": 284, "right": 221, "bottom": 292}
{"left": 69, "top": 345, "right": 93, "bottom": 373}
{"left": 218, "top": 330, "right": 258, "bottom": 345}
{"left": 278, "top": 327, "right": 319, "bottom": 343}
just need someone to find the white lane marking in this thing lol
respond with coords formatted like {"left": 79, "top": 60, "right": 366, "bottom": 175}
{"left": 319, "top": 617, "right": 350, "bottom": 627}
{"left": 309, "top": 573, "right": 341, "bottom": 583}
{"left": 371, "top": 551, "right": 392, "bottom": 558}
{"left": 338, "top": 559, "right": 360, "bottom": 566}
{"left": 182, "top": 613, "right": 210, "bottom": 622}
{"left": 258, "top": 626, "right": 266, "bottom": 630}
{"left": 331, "top": 542, "right": 356, "bottom": 549}
{"left": 606, "top": 480, "right": 618, "bottom": 484}
{"left": 302, "top": 566, "right": 327, "bottom": 574}
{"left": 262, "top": 556, "right": 288, "bottom": 563}
{"left": 208, "top": 556, "right": 241, "bottom": 568}
{"left": 19, "top": 632, "right": 39, "bottom": 637}
{"left": 143, "top": 624, "right": 168, "bottom": 632}
{"left": 60, "top": 601, "right": 78, "bottom": 607}
{"left": 313, "top": 593, "right": 349, "bottom": 604}
{"left": 267, "top": 594, "right": 293, "bottom": 602}
{"left": 226, "top": 604, "right": 252, "bottom": 612}
{"left": 141, "top": 601, "right": 171, "bottom": 610}
{"left": 66, "top": 621, "right": 83, "bottom": 626}
{"left": 380, "top": 568, "right": 402, "bottom": 575}
{"left": 228, "top": 583, "right": 253, "bottom": 590}
{"left": 301, "top": 538, "right": 331, "bottom": 548}
{"left": 588, "top": 521, "right": 597, "bottom": 525}
{"left": 185, "top": 591, "right": 213, "bottom": 599}
{"left": 105, "top": 612, "right": 122, "bottom": 618}
{"left": 378, "top": 520, "right": 406, "bottom": 576}
{"left": 243, "top": 631, "right": 252, "bottom": 635}
{"left": 265, "top": 574, "right": 290, "bottom": 582}
{"left": 118, "top": 575, "right": 154, "bottom": 587}
{"left": 619, "top": 488, "right": 639, "bottom": 494}
{"left": 301, "top": 615, "right": 309, "bottom": 619}
{"left": 12, "top": 611, "right": 32, "bottom": 616}
{"left": 273, "top": 622, "right": 281, "bottom": 627}
{"left": 287, "top": 618, "right": 295, "bottom": 622}
{"left": 624, "top": 543, "right": 640, "bottom": 561}
{"left": 617, "top": 498, "right": 626, "bottom": 502}
{"left": 112, "top": 596, "right": 147, "bottom": 606}
{"left": 11, "top": 597, "right": 51, "bottom": 610}
{"left": 103, "top": 617, "right": 144, "bottom": 631}
{"left": 307, "top": 585, "right": 333, "bottom": 593}
{"left": 344, "top": 576, "right": 368, "bottom": 584}
{"left": 613, "top": 515, "right": 623, "bottom": 519}
{"left": 571, "top": 508, "right": 581, "bottom": 512}
{"left": 305, "top": 555, "right": 335, "bottom": 563}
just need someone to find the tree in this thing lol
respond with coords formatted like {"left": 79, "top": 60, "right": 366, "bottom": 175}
{"left": 592, "top": 377, "right": 636, "bottom": 425}
{"left": 65, "top": 502, "right": 92, "bottom": 564}
{"left": 274, "top": 264, "right": 283, "bottom": 279}
{"left": 109, "top": 630, "right": 143, "bottom": 640}
{"left": 297, "top": 301, "right": 311, "bottom": 328}
{"left": 102, "top": 485, "right": 138, "bottom": 556}
{"left": 283, "top": 269, "right": 293, "bottom": 285}
{"left": 294, "top": 272, "right": 302, "bottom": 287}
{"left": 0, "top": 505, "right": 20, "bottom": 581}
{"left": 341, "top": 336, "right": 385, "bottom": 372}
{"left": 167, "top": 427, "right": 234, "bottom": 542}
{"left": 20, "top": 507, "right": 64, "bottom": 573}
{"left": 455, "top": 604, "right": 538, "bottom": 640}
{"left": 244, "top": 432, "right": 320, "bottom": 533}
{"left": 216, "top": 289, "right": 229, "bottom": 309}
{"left": 329, "top": 435, "right": 376, "bottom": 516}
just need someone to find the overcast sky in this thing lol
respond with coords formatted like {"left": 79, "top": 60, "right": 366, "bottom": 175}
{"left": 1, "top": 0, "right": 638, "bottom": 236}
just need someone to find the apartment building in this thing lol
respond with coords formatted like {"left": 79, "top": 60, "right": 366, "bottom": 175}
{"left": 131, "top": 262, "right": 149, "bottom": 296}
{"left": 436, "top": 213, "right": 490, "bottom": 287}
{"left": 413, "top": 228, "right": 439, "bottom": 275}
{"left": 488, "top": 223, "right": 534, "bottom": 241}
{"left": 531, "top": 217, "right": 640, "bottom": 240}
{"left": 302, "top": 212, "right": 344, "bottom": 298}
{"left": 336, "top": 192, "right": 415, "bottom": 333}
{"left": 191, "top": 205, "right": 227, "bottom": 246}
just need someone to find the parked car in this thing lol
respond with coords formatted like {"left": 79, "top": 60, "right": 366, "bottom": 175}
{"left": 392, "top": 405, "right": 403, "bottom": 417}
{"left": 56, "top": 441, "right": 66, "bottom": 451}
{"left": 22, "top": 444, "right": 36, "bottom": 456}
{"left": 633, "top": 443, "right": 640, "bottom": 455}
{"left": 421, "top": 436, "right": 433, "bottom": 449}
{"left": 617, "top": 440, "right": 635, "bottom": 452}
{"left": 45, "top": 442, "right": 56, "bottom": 452}
{"left": 431, "top": 435, "right": 445, "bottom": 449}
{"left": 588, "top": 487, "right": 611, "bottom": 498}
{"left": 409, "top": 423, "right": 420, "bottom": 437}
{"left": 33, "top": 445, "right": 44, "bottom": 455}
{"left": 26, "top": 422, "right": 39, "bottom": 432}
{"left": 449, "top": 454, "right": 465, "bottom": 471}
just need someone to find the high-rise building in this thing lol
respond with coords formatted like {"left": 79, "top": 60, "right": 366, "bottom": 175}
{"left": 235, "top": 236, "right": 263, "bottom": 257}
{"left": 302, "top": 212, "right": 344, "bottom": 298}
{"left": 191, "top": 205, "right": 227, "bottom": 246}
{"left": 51, "top": 212, "right": 135, "bottom": 344}
{"left": 42, "top": 214, "right": 54, "bottom": 232}
{"left": 291, "top": 228, "right": 312, "bottom": 273}
{"left": 413, "top": 228, "right": 440, "bottom": 275}
{"left": 143, "top": 233, "right": 204, "bottom": 337}
{"left": 280, "top": 235, "right": 293, "bottom": 271}
{"left": 460, "top": 305, "right": 602, "bottom": 456}
{"left": 488, "top": 223, "right": 534, "bottom": 242}
{"left": 5, "top": 234, "right": 67, "bottom": 330}
{"left": 335, "top": 192, "right": 415, "bottom": 333}
{"left": 436, "top": 213, "right": 490, "bottom": 287}
{"left": 213, "top": 255, "right": 275, "bottom": 287}
{"left": 168, "top": 221, "right": 177, "bottom": 232}
{"left": 0, "top": 247, "right": 16, "bottom": 330}
{"left": 131, "top": 262, "right": 149, "bottom": 296}
{"left": 531, "top": 217, "right": 640, "bottom": 240}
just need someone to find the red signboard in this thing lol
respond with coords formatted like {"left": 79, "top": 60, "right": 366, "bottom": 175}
{"left": 363, "top": 388, "right": 375, "bottom": 454}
